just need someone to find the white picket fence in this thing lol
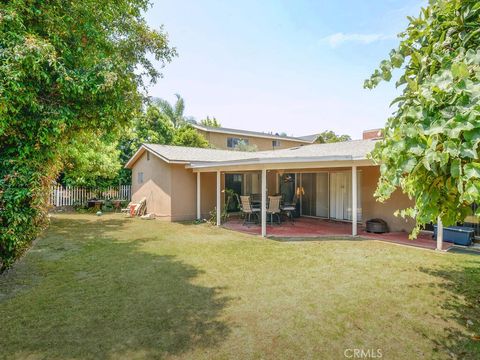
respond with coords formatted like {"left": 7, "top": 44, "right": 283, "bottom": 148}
{"left": 49, "top": 184, "right": 131, "bottom": 207}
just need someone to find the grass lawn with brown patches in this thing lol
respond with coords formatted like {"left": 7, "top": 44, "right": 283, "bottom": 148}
{"left": 1, "top": 213, "right": 479, "bottom": 359}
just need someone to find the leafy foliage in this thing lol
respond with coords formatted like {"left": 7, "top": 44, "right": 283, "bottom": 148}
{"left": 154, "top": 94, "right": 187, "bottom": 128}
{"left": 315, "top": 130, "right": 352, "bottom": 144}
{"left": 172, "top": 125, "right": 209, "bottom": 148}
{"left": 365, "top": 0, "right": 480, "bottom": 237}
{"left": 200, "top": 116, "right": 221, "bottom": 127}
{"left": 0, "top": 0, "right": 175, "bottom": 269}
{"left": 61, "top": 134, "right": 122, "bottom": 187}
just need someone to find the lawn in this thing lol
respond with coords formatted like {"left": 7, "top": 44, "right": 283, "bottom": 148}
{"left": 1, "top": 214, "right": 479, "bottom": 359}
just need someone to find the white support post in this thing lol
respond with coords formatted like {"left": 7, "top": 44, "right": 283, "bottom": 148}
{"left": 352, "top": 165, "right": 358, "bottom": 236}
{"left": 196, "top": 172, "right": 201, "bottom": 220}
{"left": 216, "top": 171, "right": 221, "bottom": 226}
{"left": 261, "top": 169, "right": 267, "bottom": 237}
{"left": 436, "top": 216, "right": 443, "bottom": 251}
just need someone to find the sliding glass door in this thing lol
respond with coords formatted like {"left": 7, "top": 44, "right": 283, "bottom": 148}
{"left": 298, "top": 171, "right": 362, "bottom": 221}
{"left": 300, "top": 173, "right": 329, "bottom": 217}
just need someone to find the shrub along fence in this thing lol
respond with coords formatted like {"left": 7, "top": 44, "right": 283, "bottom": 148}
{"left": 49, "top": 184, "right": 131, "bottom": 207}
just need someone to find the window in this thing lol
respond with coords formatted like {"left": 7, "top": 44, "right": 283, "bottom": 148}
{"left": 272, "top": 140, "right": 281, "bottom": 147}
{"left": 146, "top": 152, "right": 150, "bottom": 161}
{"left": 227, "top": 137, "right": 248, "bottom": 148}
{"left": 137, "top": 172, "right": 144, "bottom": 184}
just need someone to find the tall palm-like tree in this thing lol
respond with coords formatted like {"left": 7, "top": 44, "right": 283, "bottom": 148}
{"left": 154, "top": 93, "right": 186, "bottom": 128}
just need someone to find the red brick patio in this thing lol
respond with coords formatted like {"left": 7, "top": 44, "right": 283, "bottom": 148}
{"left": 223, "top": 216, "right": 453, "bottom": 251}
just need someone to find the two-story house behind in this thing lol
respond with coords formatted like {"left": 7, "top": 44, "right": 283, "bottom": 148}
{"left": 190, "top": 123, "right": 318, "bottom": 151}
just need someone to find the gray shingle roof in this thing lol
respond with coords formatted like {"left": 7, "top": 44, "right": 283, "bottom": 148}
{"left": 296, "top": 134, "right": 320, "bottom": 142}
{"left": 137, "top": 139, "right": 377, "bottom": 166}
{"left": 143, "top": 144, "right": 258, "bottom": 163}
{"left": 255, "top": 139, "right": 377, "bottom": 160}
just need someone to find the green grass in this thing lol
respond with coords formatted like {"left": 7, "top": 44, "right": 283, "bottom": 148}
{"left": 1, "top": 214, "right": 480, "bottom": 359}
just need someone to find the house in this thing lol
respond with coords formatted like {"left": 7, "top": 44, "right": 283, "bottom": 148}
{"left": 125, "top": 129, "right": 415, "bottom": 237}
{"left": 190, "top": 123, "right": 318, "bottom": 150}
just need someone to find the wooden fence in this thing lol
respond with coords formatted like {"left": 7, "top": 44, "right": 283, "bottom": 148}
{"left": 49, "top": 184, "right": 131, "bottom": 207}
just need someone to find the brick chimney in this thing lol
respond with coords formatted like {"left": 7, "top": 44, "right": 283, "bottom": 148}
{"left": 362, "top": 128, "right": 383, "bottom": 140}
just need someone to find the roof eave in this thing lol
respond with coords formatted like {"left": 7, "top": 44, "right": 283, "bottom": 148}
{"left": 125, "top": 144, "right": 190, "bottom": 168}
{"left": 186, "top": 155, "right": 371, "bottom": 169}
{"left": 191, "top": 123, "right": 312, "bottom": 143}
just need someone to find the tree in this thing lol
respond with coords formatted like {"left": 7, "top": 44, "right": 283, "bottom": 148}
{"left": 315, "top": 130, "right": 352, "bottom": 144}
{"left": 200, "top": 116, "right": 221, "bottom": 127}
{"left": 172, "top": 125, "right": 209, "bottom": 148}
{"left": 103, "top": 104, "right": 176, "bottom": 187}
{"left": 0, "top": 0, "right": 176, "bottom": 269}
{"left": 61, "top": 134, "right": 122, "bottom": 187}
{"left": 154, "top": 94, "right": 187, "bottom": 128}
{"left": 364, "top": 0, "right": 480, "bottom": 237}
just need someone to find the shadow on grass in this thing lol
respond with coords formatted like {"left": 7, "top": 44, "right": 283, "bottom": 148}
{"left": 419, "top": 257, "right": 480, "bottom": 359}
{"left": 0, "top": 216, "right": 231, "bottom": 359}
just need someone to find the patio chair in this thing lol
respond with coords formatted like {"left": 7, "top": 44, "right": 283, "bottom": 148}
{"left": 240, "top": 196, "right": 260, "bottom": 225}
{"left": 123, "top": 197, "right": 147, "bottom": 217}
{"left": 267, "top": 195, "right": 282, "bottom": 225}
{"left": 281, "top": 195, "right": 297, "bottom": 224}
{"left": 121, "top": 202, "right": 133, "bottom": 213}
{"left": 134, "top": 197, "right": 147, "bottom": 216}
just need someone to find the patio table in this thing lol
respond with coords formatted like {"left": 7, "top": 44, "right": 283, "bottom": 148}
{"left": 88, "top": 200, "right": 104, "bottom": 211}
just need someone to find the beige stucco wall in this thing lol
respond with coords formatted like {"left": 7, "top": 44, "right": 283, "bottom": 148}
{"left": 170, "top": 164, "right": 197, "bottom": 221}
{"left": 200, "top": 172, "right": 217, "bottom": 219}
{"left": 360, "top": 166, "right": 415, "bottom": 232}
{"left": 197, "top": 129, "right": 307, "bottom": 151}
{"left": 131, "top": 151, "right": 172, "bottom": 219}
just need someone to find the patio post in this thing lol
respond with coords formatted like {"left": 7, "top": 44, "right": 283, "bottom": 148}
{"left": 261, "top": 169, "right": 267, "bottom": 237}
{"left": 436, "top": 216, "right": 443, "bottom": 251}
{"left": 216, "top": 170, "right": 221, "bottom": 226}
{"left": 196, "top": 172, "right": 201, "bottom": 220}
{"left": 352, "top": 165, "right": 358, "bottom": 236}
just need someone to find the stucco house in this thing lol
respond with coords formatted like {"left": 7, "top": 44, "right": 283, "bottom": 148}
{"left": 125, "top": 128, "right": 415, "bottom": 237}
{"left": 190, "top": 123, "right": 318, "bottom": 150}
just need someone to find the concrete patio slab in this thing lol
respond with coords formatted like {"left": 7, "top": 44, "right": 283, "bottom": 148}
{"left": 223, "top": 217, "right": 453, "bottom": 251}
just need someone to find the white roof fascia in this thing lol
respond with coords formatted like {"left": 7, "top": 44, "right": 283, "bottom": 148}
{"left": 186, "top": 155, "right": 371, "bottom": 169}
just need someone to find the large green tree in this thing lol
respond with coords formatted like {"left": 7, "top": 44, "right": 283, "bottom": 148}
{"left": 365, "top": 0, "right": 480, "bottom": 237}
{"left": 61, "top": 133, "right": 122, "bottom": 187}
{"left": 0, "top": 0, "right": 175, "bottom": 269}
{"left": 315, "top": 130, "right": 352, "bottom": 144}
{"left": 172, "top": 125, "right": 209, "bottom": 148}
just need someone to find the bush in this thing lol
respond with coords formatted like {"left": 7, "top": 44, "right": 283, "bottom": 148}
{"left": 0, "top": 1, "right": 175, "bottom": 271}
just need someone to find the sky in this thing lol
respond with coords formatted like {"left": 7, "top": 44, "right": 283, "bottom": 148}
{"left": 145, "top": 0, "right": 425, "bottom": 139}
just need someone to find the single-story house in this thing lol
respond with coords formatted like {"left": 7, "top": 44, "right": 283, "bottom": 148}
{"left": 125, "top": 129, "right": 415, "bottom": 237}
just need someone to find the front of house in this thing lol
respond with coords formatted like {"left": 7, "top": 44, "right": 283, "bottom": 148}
{"left": 125, "top": 130, "right": 415, "bottom": 237}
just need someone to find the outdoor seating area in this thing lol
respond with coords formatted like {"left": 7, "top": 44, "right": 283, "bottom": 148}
{"left": 239, "top": 194, "right": 297, "bottom": 226}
